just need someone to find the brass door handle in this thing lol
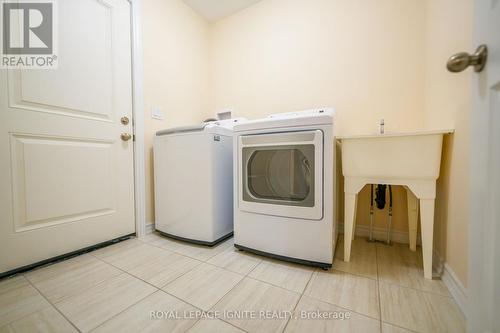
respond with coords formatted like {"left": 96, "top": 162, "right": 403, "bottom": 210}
{"left": 121, "top": 133, "right": 132, "bottom": 141}
{"left": 447, "top": 44, "right": 487, "bottom": 73}
{"left": 121, "top": 116, "right": 130, "bottom": 125}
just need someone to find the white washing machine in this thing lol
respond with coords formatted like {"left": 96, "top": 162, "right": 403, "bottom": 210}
{"left": 154, "top": 119, "right": 243, "bottom": 246}
{"left": 233, "top": 109, "right": 336, "bottom": 268}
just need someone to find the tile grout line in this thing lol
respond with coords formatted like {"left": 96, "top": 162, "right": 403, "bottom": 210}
{"left": 280, "top": 260, "right": 383, "bottom": 331}
{"left": 191, "top": 253, "right": 260, "bottom": 277}
{"left": 136, "top": 237, "right": 211, "bottom": 262}
{"left": 301, "top": 292, "right": 383, "bottom": 322}
{"left": 37, "top": 237, "right": 378, "bottom": 329}
{"left": 335, "top": 238, "right": 387, "bottom": 323}
{"left": 155, "top": 236, "right": 383, "bottom": 322}
{"left": 135, "top": 236, "right": 268, "bottom": 289}
{"left": 156, "top": 247, "right": 244, "bottom": 291}
{"left": 25, "top": 274, "right": 83, "bottom": 333}
{"left": 240, "top": 273, "right": 309, "bottom": 296}
{"left": 298, "top": 269, "right": 383, "bottom": 322}
{"left": 142, "top": 235, "right": 370, "bottom": 299}
{"left": 89, "top": 242, "right": 204, "bottom": 290}
{"left": 381, "top": 321, "right": 421, "bottom": 333}
{"left": 93, "top": 236, "right": 244, "bottom": 296}
{"left": 363, "top": 241, "right": 453, "bottom": 298}
{"left": 201, "top": 250, "right": 268, "bottom": 333}
{"left": 241, "top": 255, "right": 263, "bottom": 276}
{"left": 25, "top": 253, "right": 149, "bottom": 320}
{"left": 377, "top": 279, "right": 453, "bottom": 299}
{"left": 138, "top": 236, "right": 302, "bottom": 297}
{"left": 205, "top": 254, "right": 383, "bottom": 330}
{"left": 92, "top": 239, "right": 248, "bottom": 333}
{"left": 165, "top": 289, "right": 250, "bottom": 333}
{"left": 88, "top": 289, "right": 160, "bottom": 333}
{"left": 242, "top": 253, "right": 316, "bottom": 294}
{"left": 48, "top": 245, "right": 165, "bottom": 332}
{"left": 197, "top": 247, "right": 306, "bottom": 333}
{"left": 90, "top": 248, "right": 199, "bottom": 294}
{"left": 373, "top": 248, "right": 446, "bottom": 333}
{"left": 88, "top": 251, "right": 211, "bottom": 330}
{"left": 25, "top": 235, "right": 442, "bottom": 332}
{"left": 201, "top": 278, "right": 248, "bottom": 331}
{"left": 280, "top": 267, "right": 316, "bottom": 333}
{"left": 14, "top": 234, "right": 451, "bottom": 332}
{"left": 330, "top": 266, "right": 379, "bottom": 281}
{"left": 0, "top": 275, "right": 69, "bottom": 330}
{"left": 360, "top": 239, "right": 460, "bottom": 332}
{"left": 184, "top": 320, "right": 204, "bottom": 333}
{"left": 82, "top": 235, "right": 462, "bottom": 331}
{"left": 85, "top": 264, "right": 208, "bottom": 331}
{"left": 375, "top": 240, "right": 383, "bottom": 333}
{"left": 137, "top": 234, "right": 234, "bottom": 263}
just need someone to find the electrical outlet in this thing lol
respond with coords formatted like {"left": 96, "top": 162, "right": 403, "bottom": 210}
{"left": 152, "top": 106, "right": 164, "bottom": 120}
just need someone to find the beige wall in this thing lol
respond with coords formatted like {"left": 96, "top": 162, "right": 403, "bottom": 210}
{"left": 142, "top": 0, "right": 471, "bottom": 288}
{"left": 209, "top": 0, "right": 427, "bottom": 232}
{"left": 142, "top": 0, "right": 210, "bottom": 223}
{"left": 210, "top": 0, "right": 426, "bottom": 136}
{"left": 424, "top": 0, "right": 473, "bottom": 287}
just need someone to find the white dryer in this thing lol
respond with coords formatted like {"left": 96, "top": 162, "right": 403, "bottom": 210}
{"left": 154, "top": 119, "right": 243, "bottom": 246}
{"left": 233, "top": 109, "right": 336, "bottom": 268}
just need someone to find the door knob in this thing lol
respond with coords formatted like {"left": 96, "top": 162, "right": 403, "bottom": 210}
{"left": 121, "top": 133, "right": 132, "bottom": 141}
{"left": 447, "top": 44, "right": 487, "bottom": 73}
{"left": 121, "top": 116, "right": 130, "bottom": 125}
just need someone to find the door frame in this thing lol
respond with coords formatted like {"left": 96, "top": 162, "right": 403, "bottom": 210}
{"left": 468, "top": 2, "right": 499, "bottom": 331}
{"left": 130, "top": 0, "right": 147, "bottom": 237}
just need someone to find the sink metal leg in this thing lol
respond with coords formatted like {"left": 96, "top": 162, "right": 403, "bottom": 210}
{"left": 406, "top": 188, "right": 419, "bottom": 251}
{"left": 368, "top": 184, "right": 375, "bottom": 242}
{"left": 420, "top": 198, "right": 435, "bottom": 279}
{"left": 385, "top": 185, "right": 393, "bottom": 245}
{"left": 386, "top": 206, "right": 393, "bottom": 245}
{"left": 368, "top": 206, "right": 374, "bottom": 242}
{"left": 344, "top": 192, "right": 358, "bottom": 262}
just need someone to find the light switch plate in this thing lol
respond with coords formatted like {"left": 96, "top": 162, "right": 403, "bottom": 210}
{"left": 152, "top": 106, "right": 164, "bottom": 120}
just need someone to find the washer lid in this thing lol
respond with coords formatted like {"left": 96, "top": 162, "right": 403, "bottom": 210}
{"left": 204, "top": 118, "right": 247, "bottom": 135}
{"left": 233, "top": 108, "right": 334, "bottom": 132}
{"left": 156, "top": 124, "right": 207, "bottom": 136}
{"left": 156, "top": 118, "right": 248, "bottom": 137}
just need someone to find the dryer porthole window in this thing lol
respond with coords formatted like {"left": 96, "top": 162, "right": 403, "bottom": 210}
{"left": 243, "top": 145, "right": 315, "bottom": 207}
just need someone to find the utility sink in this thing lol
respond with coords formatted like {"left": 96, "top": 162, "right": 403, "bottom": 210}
{"left": 338, "top": 130, "right": 453, "bottom": 279}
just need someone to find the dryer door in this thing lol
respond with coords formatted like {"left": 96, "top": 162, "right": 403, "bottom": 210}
{"left": 239, "top": 130, "right": 323, "bottom": 220}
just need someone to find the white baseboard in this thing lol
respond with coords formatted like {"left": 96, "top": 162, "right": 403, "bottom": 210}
{"left": 338, "top": 222, "right": 421, "bottom": 245}
{"left": 442, "top": 263, "right": 467, "bottom": 315}
{"left": 145, "top": 223, "right": 155, "bottom": 234}
{"left": 432, "top": 251, "right": 467, "bottom": 316}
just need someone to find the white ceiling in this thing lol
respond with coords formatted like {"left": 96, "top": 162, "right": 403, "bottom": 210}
{"left": 183, "top": 0, "right": 262, "bottom": 22}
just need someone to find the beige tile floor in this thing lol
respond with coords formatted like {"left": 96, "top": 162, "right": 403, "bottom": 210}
{"left": 0, "top": 233, "right": 464, "bottom": 333}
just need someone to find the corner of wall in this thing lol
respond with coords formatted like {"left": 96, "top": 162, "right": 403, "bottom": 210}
{"left": 422, "top": 0, "right": 473, "bottom": 290}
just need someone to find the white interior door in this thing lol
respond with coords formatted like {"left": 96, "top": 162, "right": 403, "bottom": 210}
{"left": 0, "top": 0, "right": 135, "bottom": 275}
{"left": 468, "top": 1, "right": 500, "bottom": 331}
